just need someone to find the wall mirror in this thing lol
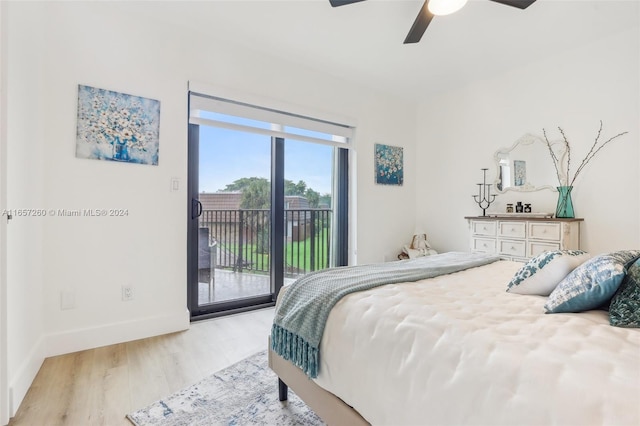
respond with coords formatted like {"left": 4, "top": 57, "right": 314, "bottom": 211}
{"left": 494, "top": 133, "right": 566, "bottom": 193}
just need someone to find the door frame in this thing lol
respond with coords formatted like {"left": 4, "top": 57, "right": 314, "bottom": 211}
{"left": 186, "top": 97, "right": 351, "bottom": 321}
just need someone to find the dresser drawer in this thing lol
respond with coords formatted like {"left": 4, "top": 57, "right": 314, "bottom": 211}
{"left": 466, "top": 216, "right": 581, "bottom": 261}
{"left": 472, "top": 221, "right": 496, "bottom": 237}
{"left": 472, "top": 237, "right": 496, "bottom": 253}
{"left": 528, "top": 222, "right": 561, "bottom": 241}
{"left": 528, "top": 241, "right": 561, "bottom": 257}
{"left": 497, "top": 221, "right": 526, "bottom": 239}
{"left": 499, "top": 239, "right": 527, "bottom": 258}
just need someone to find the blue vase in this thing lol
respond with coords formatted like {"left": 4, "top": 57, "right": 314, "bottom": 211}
{"left": 556, "top": 186, "right": 575, "bottom": 218}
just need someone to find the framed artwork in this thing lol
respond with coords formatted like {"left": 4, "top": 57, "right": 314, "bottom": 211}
{"left": 75, "top": 84, "right": 160, "bottom": 165}
{"left": 375, "top": 143, "right": 403, "bottom": 186}
{"left": 514, "top": 160, "right": 526, "bottom": 186}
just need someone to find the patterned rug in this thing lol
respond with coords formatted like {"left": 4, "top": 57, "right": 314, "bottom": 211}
{"left": 127, "top": 350, "right": 324, "bottom": 425}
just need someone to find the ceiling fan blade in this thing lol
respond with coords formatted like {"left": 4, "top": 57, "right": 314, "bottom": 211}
{"left": 403, "top": 1, "right": 434, "bottom": 44}
{"left": 329, "top": 0, "right": 367, "bottom": 7}
{"left": 488, "top": 0, "right": 537, "bottom": 9}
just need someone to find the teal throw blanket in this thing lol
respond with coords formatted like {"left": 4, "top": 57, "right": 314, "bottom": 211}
{"left": 271, "top": 251, "right": 501, "bottom": 378}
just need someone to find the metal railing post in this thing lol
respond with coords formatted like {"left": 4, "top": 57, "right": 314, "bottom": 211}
{"left": 310, "top": 210, "right": 316, "bottom": 272}
{"left": 236, "top": 210, "right": 244, "bottom": 273}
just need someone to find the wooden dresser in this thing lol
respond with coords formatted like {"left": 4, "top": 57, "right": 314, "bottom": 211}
{"left": 465, "top": 216, "right": 583, "bottom": 261}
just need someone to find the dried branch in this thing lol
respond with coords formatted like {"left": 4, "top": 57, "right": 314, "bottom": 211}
{"left": 568, "top": 121, "right": 628, "bottom": 187}
{"left": 543, "top": 128, "right": 565, "bottom": 186}
{"left": 557, "top": 126, "right": 571, "bottom": 186}
{"left": 544, "top": 121, "right": 628, "bottom": 188}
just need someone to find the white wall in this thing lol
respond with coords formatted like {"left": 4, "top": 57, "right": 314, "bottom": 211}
{"left": 5, "top": 0, "right": 417, "bottom": 415}
{"left": 416, "top": 22, "right": 640, "bottom": 255}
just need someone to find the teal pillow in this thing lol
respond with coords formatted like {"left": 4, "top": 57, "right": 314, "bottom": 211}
{"left": 506, "top": 250, "right": 590, "bottom": 296}
{"left": 545, "top": 250, "right": 640, "bottom": 313}
{"left": 609, "top": 258, "right": 640, "bottom": 327}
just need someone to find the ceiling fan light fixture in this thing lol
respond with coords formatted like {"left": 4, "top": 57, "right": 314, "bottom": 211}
{"left": 427, "top": 0, "right": 468, "bottom": 16}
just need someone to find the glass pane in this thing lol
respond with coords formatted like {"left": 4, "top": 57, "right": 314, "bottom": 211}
{"left": 284, "top": 139, "right": 334, "bottom": 284}
{"left": 198, "top": 125, "right": 272, "bottom": 306}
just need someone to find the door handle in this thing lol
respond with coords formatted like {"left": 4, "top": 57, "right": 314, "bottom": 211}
{"left": 192, "top": 199, "right": 203, "bottom": 219}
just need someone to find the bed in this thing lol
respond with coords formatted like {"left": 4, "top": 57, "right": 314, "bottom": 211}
{"left": 268, "top": 251, "right": 640, "bottom": 425}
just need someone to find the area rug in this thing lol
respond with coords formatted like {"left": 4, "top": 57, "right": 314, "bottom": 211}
{"left": 126, "top": 350, "right": 324, "bottom": 425}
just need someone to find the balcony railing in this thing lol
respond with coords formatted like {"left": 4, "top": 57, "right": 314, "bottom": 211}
{"left": 199, "top": 208, "right": 332, "bottom": 279}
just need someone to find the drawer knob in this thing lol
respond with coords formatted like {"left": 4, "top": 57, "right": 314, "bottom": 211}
{"left": 511, "top": 228, "right": 515, "bottom": 232}
{"left": 511, "top": 246, "right": 516, "bottom": 251}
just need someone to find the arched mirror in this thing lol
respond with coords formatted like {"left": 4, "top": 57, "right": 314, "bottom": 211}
{"left": 494, "top": 133, "right": 566, "bottom": 193}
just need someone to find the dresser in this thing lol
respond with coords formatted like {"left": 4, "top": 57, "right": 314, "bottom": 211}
{"left": 465, "top": 216, "right": 583, "bottom": 261}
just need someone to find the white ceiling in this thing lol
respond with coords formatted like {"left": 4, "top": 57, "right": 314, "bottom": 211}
{"left": 124, "top": 0, "right": 639, "bottom": 102}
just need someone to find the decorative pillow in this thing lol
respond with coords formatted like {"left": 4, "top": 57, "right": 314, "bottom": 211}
{"left": 506, "top": 250, "right": 590, "bottom": 296}
{"left": 545, "top": 250, "right": 640, "bottom": 314}
{"left": 609, "top": 258, "right": 640, "bottom": 327}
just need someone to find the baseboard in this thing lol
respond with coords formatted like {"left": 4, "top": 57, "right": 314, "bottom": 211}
{"left": 8, "top": 335, "right": 46, "bottom": 418}
{"left": 8, "top": 310, "right": 190, "bottom": 419}
{"left": 45, "top": 309, "right": 190, "bottom": 358}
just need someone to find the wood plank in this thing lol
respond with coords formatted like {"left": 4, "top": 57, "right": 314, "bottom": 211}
{"left": 9, "top": 307, "right": 275, "bottom": 426}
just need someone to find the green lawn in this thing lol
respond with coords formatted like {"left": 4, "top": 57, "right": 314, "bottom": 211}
{"left": 223, "top": 226, "right": 330, "bottom": 274}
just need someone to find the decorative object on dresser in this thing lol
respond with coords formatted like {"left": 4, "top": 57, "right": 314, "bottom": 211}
{"left": 542, "top": 121, "right": 628, "bottom": 218}
{"left": 465, "top": 216, "right": 583, "bottom": 261}
{"left": 472, "top": 168, "right": 496, "bottom": 217}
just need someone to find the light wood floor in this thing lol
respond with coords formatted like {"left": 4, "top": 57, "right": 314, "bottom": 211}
{"left": 9, "top": 307, "right": 276, "bottom": 426}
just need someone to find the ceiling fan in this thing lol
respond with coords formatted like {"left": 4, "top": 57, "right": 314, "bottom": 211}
{"left": 329, "top": 0, "right": 537, "bottom": 44}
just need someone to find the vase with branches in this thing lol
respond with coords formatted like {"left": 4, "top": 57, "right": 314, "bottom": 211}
{"left": 543, "top": 121, "right": 628, "bottom": 218}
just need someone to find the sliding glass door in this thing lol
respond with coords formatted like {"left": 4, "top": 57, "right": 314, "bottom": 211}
{"left": 187, "top": 91, "right": 352, "bottom": 319}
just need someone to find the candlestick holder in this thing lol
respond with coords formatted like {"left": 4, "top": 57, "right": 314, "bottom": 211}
{"left": 472, "top": 168, "right": 496, "bottom": 217}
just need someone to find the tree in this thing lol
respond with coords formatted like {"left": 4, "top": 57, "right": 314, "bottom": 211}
{"left": 284, "top": 179, "right": 307, "bottom": 197}
{"left": 239, "top": 179, "right": 271, "bottom": 254}
{"left": 221, "top": 177, "right": 265, "bottom": 193}
{"left": 222, "top": 177, "right": 327, "bottom": 208}
{"left": 305, "top": 188, "right": 320, "bottom": 208}
{"left": 240, "top": 178, "right": 270, "bottom": 209}
{"left": 319, "top": 194, "right": 332, "bottom": 208}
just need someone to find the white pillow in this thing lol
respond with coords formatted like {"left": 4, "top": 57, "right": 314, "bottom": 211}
{"left": 506, "top": 250, "right": 591, "bottom": 296}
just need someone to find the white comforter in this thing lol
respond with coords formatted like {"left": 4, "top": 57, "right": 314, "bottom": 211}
{"left": 311, "top": 260, "right": 640, "bottom": 425}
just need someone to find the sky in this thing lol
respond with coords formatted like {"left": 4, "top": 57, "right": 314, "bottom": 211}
{"left": 198, "top": 125, "right": 334, "bottom": 195}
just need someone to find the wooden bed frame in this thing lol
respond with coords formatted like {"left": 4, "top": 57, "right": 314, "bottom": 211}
{"left": 268, "top": 341, "right": 369, "bottom": 425}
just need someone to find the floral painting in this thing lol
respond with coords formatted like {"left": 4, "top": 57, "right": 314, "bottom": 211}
{"left": 76, "top": 85, "right": 160, "bottom": 165}
{"left": 375, "top": 143, "right": 403, "bottom": 186}
{"left": 514, "top": 159, "right": 526, "bottom": 186}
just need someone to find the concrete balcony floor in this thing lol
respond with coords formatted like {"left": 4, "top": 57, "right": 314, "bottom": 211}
{"left": 198, "top": 268, "right": 297, "bottom": 305}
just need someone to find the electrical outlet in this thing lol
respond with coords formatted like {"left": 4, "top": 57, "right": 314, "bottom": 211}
{"left": 122, "top": 285, "right": 134, "bottom": 301}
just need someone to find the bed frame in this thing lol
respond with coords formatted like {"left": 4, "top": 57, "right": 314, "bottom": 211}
{"left": 268, "top": 342, "right": 369, "bottom": 425}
